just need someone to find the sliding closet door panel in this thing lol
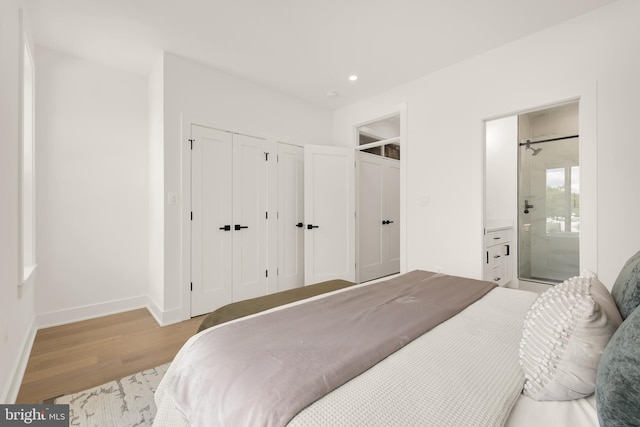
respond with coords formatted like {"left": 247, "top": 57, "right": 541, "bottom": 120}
{"left": 232, "top": 133, "right": 269, "bottom": 301}
{"left": 304, "top": 145, "right": 355, "bottom": 285}
{"left": 191, "top": 125, "right": 233, "bottom": 317}
{"left": 358, "top": 153, "right": 385, "bottom": 283}
{"left": 277, "top": 143, "right": 304, "bottom": 291}
{"left": 385, "top": 158, "right": 401, "bottom": 271}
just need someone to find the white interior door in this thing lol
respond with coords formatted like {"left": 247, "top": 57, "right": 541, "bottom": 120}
{"left": 304, "top": 145, "right": 355, "bottom": 285}
{"left": 384, "top": 158, "right": 401, "bottom": 272}
{"left": 191, "top": 125, "right": 233, "bottom": 316}
{"left": 358, "top": 152, "right": 385, "bottom": 282}
{"left": 358, "top": 153, "right": 400, "bottom": 283}
{"left": 232, "top": 133, "right": 269, "bottom": 301}
{"left": 277, "top": 143, "right": 304, "bottom": 291}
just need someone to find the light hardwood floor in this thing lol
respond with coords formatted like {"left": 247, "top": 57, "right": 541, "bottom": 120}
{"left": 16, "top": 308, "right": 204, "bottom": 403}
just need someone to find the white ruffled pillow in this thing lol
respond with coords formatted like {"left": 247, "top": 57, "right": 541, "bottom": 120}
{"left": 519, "top": 271, "right": 622, "bottom": 401}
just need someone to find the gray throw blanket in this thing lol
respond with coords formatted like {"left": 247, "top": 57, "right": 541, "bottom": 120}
{"left": 165, "top": 270, "right": 496, "bottom": 426}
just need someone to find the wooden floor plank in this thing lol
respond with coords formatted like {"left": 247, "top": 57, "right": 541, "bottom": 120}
{"left": 16, "top": 309, "right": 204, "bottom": 403}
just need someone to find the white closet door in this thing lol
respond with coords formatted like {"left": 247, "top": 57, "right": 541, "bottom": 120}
{"left": 384, "top": 158, "right": 401, "bottom": 273}
{"left": 277, "top": 143, "right": 304, "bottom": 291}
{"left": 191, "top": 125, "right": 233, "bottom": 317}
{"left": 357, "top": 153, "right": 400, "bottom": 283}
{"left": 232, "top": 133, "right": 269, "bottom": 301}
{"left": 358, "top": 152, "right": 385, "bottom": 282}
{"left": 304, "top": 145, "right": 355, "bottom": 285}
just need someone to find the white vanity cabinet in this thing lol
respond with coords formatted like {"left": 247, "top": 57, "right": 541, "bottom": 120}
{"left": 483, "top": 227, "right": 512, "bottom": 286}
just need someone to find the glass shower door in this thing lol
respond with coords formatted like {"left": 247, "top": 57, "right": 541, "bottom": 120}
{"left": 518, "top": 137, "right": 580, "bottom": 283}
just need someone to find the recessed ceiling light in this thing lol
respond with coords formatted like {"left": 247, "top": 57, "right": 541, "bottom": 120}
{"left": 348, "top": 75, "right": 358, "bottom": 82}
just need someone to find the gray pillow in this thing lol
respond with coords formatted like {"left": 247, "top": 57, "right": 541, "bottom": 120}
{"left": 611, "top": 250, "right": 640, "bottom": 319}
{"left": 596, "top": 305, "right": 640, "bottom": 426}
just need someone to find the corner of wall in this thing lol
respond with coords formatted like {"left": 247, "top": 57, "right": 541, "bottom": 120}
{"left": 148, "top": 51, "right": 166, "bottom": 313}
{"left": 1, "top": 319, "right": 37, "bottom": 404}
{"left": 145, "top": 296, "right": 183, "bottom": 326}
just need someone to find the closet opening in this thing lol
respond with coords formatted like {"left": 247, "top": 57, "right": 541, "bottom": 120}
{"left": 356, "top": 114, "right": 401, "bottom": 283}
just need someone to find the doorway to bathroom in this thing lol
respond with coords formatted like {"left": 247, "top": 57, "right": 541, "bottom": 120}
{"left": 518, "top": 102, "right": 580, "bottom": 283}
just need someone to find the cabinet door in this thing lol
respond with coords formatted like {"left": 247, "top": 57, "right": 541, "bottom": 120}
{"left": 277, "top": 143, "right": 304, "bottom": 291}
{"left": 191, "top": 125, "right": 233, "bottom": 317}
{"left": 487, "top": 244, "right": 509, "bottom": 286}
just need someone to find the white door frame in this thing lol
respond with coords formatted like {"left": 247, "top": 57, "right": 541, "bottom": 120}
{"left": 354, "top": 103, "right": 408, "bottom": 283}
{"left": 481, "top": 88, "right": 598, "bottom": 286}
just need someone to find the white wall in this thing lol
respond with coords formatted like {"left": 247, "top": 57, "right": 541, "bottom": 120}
{"left": 35, "top": 47, "right": 149, "bottom": 326}
{"left": 361, "top": 118, "right": 400, "bottom": 140}
{"left": 0, "top": 1, "right": 37, "bottom": 404}
{"left": 154, "top": 53, "right": 333, "bottom": 322}
{"left": 148, "top": 54, "right": 165, "bottom": 316}
{"left": 333, "top": 0, "right": 640, "bottom": 289}
{"left": 485, "top": 116, "right": 518, "bottom": 226}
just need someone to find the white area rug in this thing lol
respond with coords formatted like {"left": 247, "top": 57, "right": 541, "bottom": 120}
{"left": 55, "top": 363, "right": 169, "bottom": 427}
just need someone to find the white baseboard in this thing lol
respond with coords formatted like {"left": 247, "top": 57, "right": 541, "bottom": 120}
{"left": 146, "top": 297, "right": 185, "bottom": 326}
{"left": 1, "top": 319, "right": 37, "bottom": 404}
{"left": 36, "top": 295, "right": 148, "bottom": 329}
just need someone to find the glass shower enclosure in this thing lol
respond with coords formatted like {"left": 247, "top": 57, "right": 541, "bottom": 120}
{"left": 518, "top": 133, "right": 580, "bottom": 283}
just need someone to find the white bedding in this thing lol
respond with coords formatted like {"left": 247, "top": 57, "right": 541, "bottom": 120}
{"left": 506, "top": 394, "right": 599, "bottom": 427}
{"left": 154, "top": 285, "right": 546, "bottom": 426}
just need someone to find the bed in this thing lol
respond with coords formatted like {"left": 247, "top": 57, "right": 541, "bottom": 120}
{"left": 153, "top": 251, "right": 640, "bottom": 427}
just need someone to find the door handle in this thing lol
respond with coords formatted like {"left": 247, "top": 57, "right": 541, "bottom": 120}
{"left": 296, "top": 222, "right": 304, "bottom": 228}
{"left": 234, "top": 224, "right": 248, "bottom": 231}
{"left": 307, "top": 224, "right": 319, "bottom": 229}
{"left": 219, "top": 225, "right": 231, "bottom": 231}
{"left": 382, "top": 220, "right": 395, "bottom": 225}
{"left": 524, "top": 199, "right": 534, "bottom": 214}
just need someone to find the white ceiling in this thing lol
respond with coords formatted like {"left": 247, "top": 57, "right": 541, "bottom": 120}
{"left": 24, "top": 0, "right": 619, "bottom": 110}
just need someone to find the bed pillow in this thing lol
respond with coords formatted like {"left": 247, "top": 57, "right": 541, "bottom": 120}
{"left": 519, "top": 272, "right": 623, "bottom": 401}
{"left": 610, "top": 249, "right": 640, "bottom": 319}
{"left": 596, "top": 305, "right": 640, "bottom": 426}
